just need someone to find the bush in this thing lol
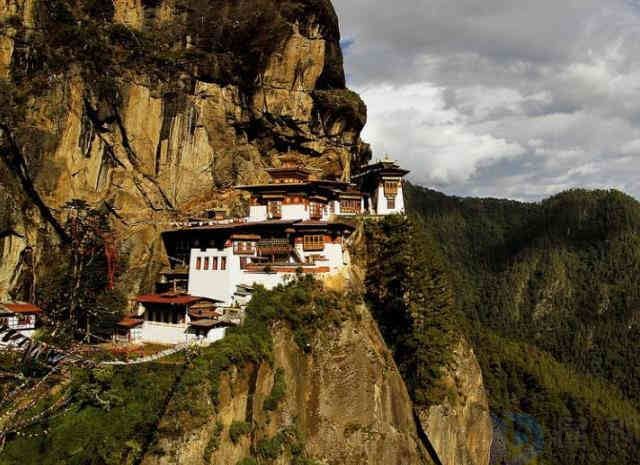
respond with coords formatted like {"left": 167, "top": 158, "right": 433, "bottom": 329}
{"left": 263, "top": 368, "right": 286, "bottom": 411}
{"left": 203, "top": 421, "right": 223, "bottom": 463}
{"left": 229, "top": 421, "right": 251, "bottom": 443}
{"left": 256, "top": 435, "right": 285, "bottom": 460}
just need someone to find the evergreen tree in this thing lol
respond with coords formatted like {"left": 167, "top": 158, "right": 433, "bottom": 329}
{"left": 37, "top": 200, "right": 125, "bottom": 342}
{"left": 364, "top": 215, "right": 457, "bottom": 406}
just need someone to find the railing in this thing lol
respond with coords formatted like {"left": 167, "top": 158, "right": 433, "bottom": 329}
{"left": 256, "top": 239, "right": 292, "bottom": 256}
{"left": 170, "top": 218, "right": 249, "bottom": 228}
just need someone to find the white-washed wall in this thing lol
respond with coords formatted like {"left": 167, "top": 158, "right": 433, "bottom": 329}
{"left": 281, "top": 203, "right": 308, "bottom": 220}
{"left": 3, "top": 314, "right": 37, "bottom": 331}
{"left": 140, "top": 321, "right": 189, "bottom": 344}
{"left": 239, "top": 271, "right": 291, "bottom": 290}
{"left": 249, "top": 205, "right": 268, "bottom": 221}
{"left": 375, "top": 180, "right": 405, "bottom": 215}
{"left": 188, "top": 247, "right": 235, "bottom": 303}
{"left": 293, "top": 242, "right": 346, "bottom": 271}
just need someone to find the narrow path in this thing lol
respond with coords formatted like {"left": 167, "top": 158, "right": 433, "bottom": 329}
{"left": 99, "top": 344, "right": 189, "bottom": 366}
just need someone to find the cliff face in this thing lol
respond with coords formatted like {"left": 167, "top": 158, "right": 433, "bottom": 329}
{"left": 0, "top": 0, "right": 369, "bottom": 299}
{"left": 419, "top": 338, "right": 492, "bottom": 465}
{"left": 0, "top": 4, "right": 496, "bottom": 465}
{"left": 142, "top": 306, "right": 433, "bottom": 465}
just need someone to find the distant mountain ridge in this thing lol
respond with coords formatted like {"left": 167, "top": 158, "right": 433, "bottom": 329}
{"left": 406, "top": 183, "right": 640, "bottom": 464}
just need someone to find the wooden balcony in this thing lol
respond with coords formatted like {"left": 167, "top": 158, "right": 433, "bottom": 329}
{"left": 256, "top": 239, "right": 292, "bottom": 256}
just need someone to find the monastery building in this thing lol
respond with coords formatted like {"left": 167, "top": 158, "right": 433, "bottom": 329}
{"left": 118, "top": 156, "right": 410, "bottom": 345}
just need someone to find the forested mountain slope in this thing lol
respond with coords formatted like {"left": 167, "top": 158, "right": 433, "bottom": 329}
{"left": 405, "top": 184, "right": 640, "bottom": 464}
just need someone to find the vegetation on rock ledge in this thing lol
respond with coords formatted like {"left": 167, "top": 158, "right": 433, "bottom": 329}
{"left": 0, "top": 277, "right": 353, "bottom": 464}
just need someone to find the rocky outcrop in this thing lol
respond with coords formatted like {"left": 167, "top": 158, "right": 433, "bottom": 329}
{"left": 0, "top": 0, "right": 34, "bottom": 77}
{"left": 142, "top": 306, "right": 433, "bottom": 465}
{"left": 419, "top": 338, "right": 493, "bottom": 465}
{"left": 0, "top": 0, "right": 369, "bottom": 300}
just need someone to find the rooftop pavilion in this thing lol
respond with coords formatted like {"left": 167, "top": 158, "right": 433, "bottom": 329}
{"left": 352, "top": 156, "right": 410, "bottom": 215}
{"left": 236, "top": 153, "right": 365, "bottom": 222}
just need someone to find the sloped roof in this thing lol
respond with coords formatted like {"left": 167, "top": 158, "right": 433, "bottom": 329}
{"left": 136, "top": 293, "right": 220, "bottom": 305}
{"left": 1, "top": 302, "right": 43, "bottom": 314}
{"left": 117, "top": 317, "right": 144, "bottom": 328}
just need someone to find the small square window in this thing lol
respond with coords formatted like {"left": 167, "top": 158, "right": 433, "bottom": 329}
{"left": 340, "top": 199, "right": 361, "bottom": 214}
{"left": 268, "top": 201, "right": 282, "bottom": 219}
{"left": 303, "top": 235, "right": 324, "bottom": 251}
{"left": 310, "top": 202, "right": 323, "bottom": 219}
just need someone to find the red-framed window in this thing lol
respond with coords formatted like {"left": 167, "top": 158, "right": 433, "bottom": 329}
{"left": 212, "top": 257, "right": 218, "bottom": 270}
{"left": 195, "top": 257, "right": 202, "bottom": 270}
{"left": 310, "top": 202, "right": 323, "bottom": 219}
{"left": 234, "top": 241, "right": 254, "bottom": 255}
{"left": 303, "top": 235, "right": 325, "bottom": 251}
{"left": 340, "top": 199, "right": 361, "bottom": 214}
{"left": 204, "top": 257, "right": 210, "bottom": 270}
{"left": 268, "top": 201, "right": 282, "bottom": 219}
{"left": 384, "top": 180, "right": 399, "bottom": 197}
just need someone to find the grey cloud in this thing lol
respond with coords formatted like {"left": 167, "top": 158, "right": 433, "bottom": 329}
{"left": 334, "top": 0, "right": 640, "bottom": 200}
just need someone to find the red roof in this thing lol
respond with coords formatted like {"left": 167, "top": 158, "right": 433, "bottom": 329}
{"left": 136, "top": 293, "right": 204, "bottom": 305}
{"left": 2, "top": 303, "right": 43, "bottom": 314}
{"left": 117, "top": 317, "right": 144, "bottom": 328}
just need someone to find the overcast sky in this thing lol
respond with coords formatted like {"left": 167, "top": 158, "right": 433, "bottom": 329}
{"left": 334, "top": 0, "right": 640, "bottom": 200}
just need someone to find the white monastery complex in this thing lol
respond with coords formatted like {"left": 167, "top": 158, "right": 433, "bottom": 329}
{"left": 114, "top": 156, "right": 410, "bottom": 345}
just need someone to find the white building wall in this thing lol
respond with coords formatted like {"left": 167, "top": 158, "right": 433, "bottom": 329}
{"left": 321, "top": 243, "right": 347, "bottom": 270}
{"left": 281, "top": 204, "right": 308, "bottom": 221}
{"left": 207, "top": 327, "right": 227, "bottom": 342}
{"left": 239, "top": 271, "right": 291, "bottom": 290}
{"left": 188, "top": 246, "right": 292, "bottom": 305}
{"left": 140, "top": 321, "right": 190, "bottom": 344}
{"left": 249, "top": 205, "right": 268, "bottom": 222}
{"left": 185, "top": 326, "right": 227, "bottom": 346}
{"left": 130, "top": 326, "right": 143, "bottom": 341}
{"left": 186, "top": 235, "right": 351, "bottom": 306}
{"left": 331, "top": 200, "right": 340, "bottom": 216}
{"left": 293, "top": 242, "right": 346, "bottom": 271}
{"left": 4, "top": 314, "right": 37, "bottom": 334}
{"left": 375, "top": 180, "right": 406, "bottom": 215}
{"left": 188, "top": 248, "right": 235, "bottom": 303}
{"left": 138, "top": 322, "right": 228, "bottom": 346}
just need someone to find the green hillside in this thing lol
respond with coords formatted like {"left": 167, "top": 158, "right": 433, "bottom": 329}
{"left": 403, "top": 185, "right": 640, "bottom": 464}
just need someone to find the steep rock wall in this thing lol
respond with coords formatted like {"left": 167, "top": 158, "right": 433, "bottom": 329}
{"left": 419, "top": 338, "right": 492, "bottom": 465}
{"left": 0, "top": 0, "right": 369, "bottom": 300}
{"left": 142, "top": 306, "right": 433, "bottom": 465}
